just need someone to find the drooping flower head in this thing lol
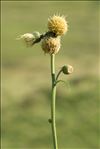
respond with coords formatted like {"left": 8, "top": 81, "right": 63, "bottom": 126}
{"left": 16, "top": 33, "right": 34, "bottom": 46}
{"left": 16, "top": 32, "right": 40, "bottom": 47}
{"left": 48, "top": 15, "right": 68, "bottom": 36}
{"left": 41, "top": 36, "right": 61, "bottom": 54}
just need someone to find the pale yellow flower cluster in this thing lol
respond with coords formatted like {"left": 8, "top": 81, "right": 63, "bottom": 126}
{"left": 41, "top": 15, "right": 68, "bottom": 54}
{"left": 17, "top": 15, "right": 68, "bottom": 54}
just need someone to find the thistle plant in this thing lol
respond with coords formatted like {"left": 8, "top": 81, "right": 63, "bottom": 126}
{"left": 17, "top": 14, "right": 73, "bottom": 149}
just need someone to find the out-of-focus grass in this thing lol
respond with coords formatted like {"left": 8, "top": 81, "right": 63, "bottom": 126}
{"left": 1, "top": 1, "right": 100, "bottom": 149}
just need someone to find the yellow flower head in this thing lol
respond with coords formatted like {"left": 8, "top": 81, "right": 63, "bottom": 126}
{"left": 48, "top": 15, "right": 68, "bottom": 36}
{"left": 41, "top": 36, "right": 61, "bottom": 54}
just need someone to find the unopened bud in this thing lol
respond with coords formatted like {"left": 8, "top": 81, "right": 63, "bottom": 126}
{"left": 62, "top": 65, "right": 73, "bottom": 75}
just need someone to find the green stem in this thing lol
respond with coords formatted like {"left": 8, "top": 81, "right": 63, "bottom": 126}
{"left": 50, "top": 54, "right": 58, "bottom": 149}
{"left": 56, "top": 69, "right": 62, "bottom": 82}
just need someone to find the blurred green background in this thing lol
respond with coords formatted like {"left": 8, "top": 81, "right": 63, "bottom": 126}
{"left": 1, "top": 1, "right": 100, "bottom": 149}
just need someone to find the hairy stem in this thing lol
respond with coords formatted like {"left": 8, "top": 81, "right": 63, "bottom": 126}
{"left": 50, "top": 54, "right": 58, "bottom": 149}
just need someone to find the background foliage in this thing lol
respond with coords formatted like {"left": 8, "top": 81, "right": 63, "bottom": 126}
{"left": 1, "top": 1, "right": 100, "bottom": 149}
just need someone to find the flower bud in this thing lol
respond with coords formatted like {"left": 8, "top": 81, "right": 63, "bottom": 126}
{"left": 41, "top": 36, "right": 61, "bottom": 54}
{"left": 48, "top": 15, "right": 68, "bottom": 36}
{"left": 62, "top": 65, "right": 73, "bottom": 75}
